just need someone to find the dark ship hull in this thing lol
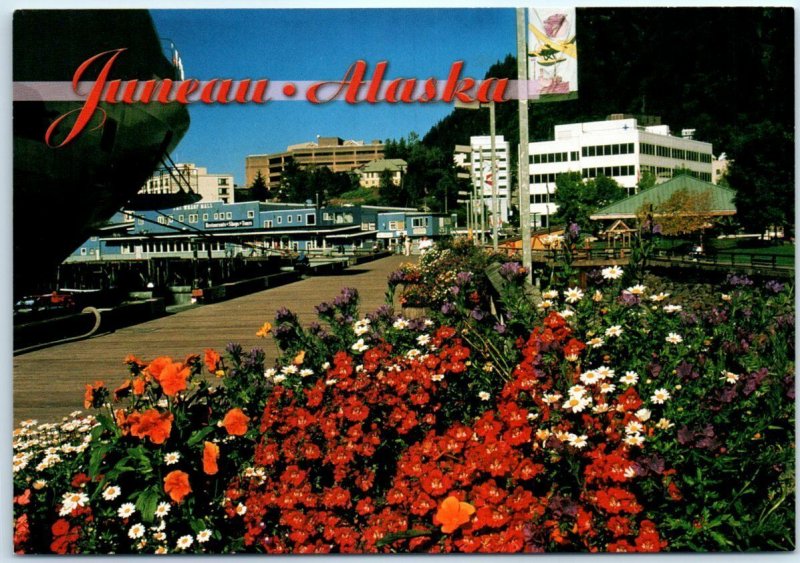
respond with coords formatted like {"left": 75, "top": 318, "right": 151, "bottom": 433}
{"left": 13, "top": 10, "right": 190, "bottom": 297}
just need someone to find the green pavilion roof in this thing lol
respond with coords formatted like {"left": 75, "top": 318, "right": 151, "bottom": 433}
{"left": 590, "top": 175, "right": 737, "bottom": 220}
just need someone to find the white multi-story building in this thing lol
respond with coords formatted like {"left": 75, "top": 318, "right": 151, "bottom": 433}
{"left": 526, "top": 116, "right": 713, "bottom": 227}
{"left": 470, "top": 135, "right": 511, "bottom": 225}
{"left": 139, "top": 163, "right": 235, "bottom": 204}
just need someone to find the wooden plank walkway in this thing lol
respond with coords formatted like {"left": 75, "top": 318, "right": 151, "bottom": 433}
{"left": 13, "top": 255, "right": 410, "bottom": 426}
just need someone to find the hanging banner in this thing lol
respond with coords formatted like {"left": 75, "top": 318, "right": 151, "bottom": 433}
{"left": 528, "top": 7, "right": 578, "bottom": 102}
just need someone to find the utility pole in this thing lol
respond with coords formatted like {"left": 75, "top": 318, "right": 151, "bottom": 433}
{"left": 516, "top": 8, "right": 532, "bottom": 281}
{"left": 489, "top": 100, "right": 499, "bottom": 251}
{"left": 478, "top": 151, "right": 486, "bottom": 245}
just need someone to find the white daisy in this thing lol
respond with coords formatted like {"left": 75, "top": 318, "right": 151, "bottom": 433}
{"left": 155, "top": 546, "right": 168, "bottom": 554}
{"left": 568, "top": 385, "right": 587, "bottom": 398}
{"left": 649, "top": 292, "right": 670, "bottom": 302}
{"left": 562, "top": 395, "right": 592, "bottom": 413}
{"left": 564, "top": 287, "right": 584, "bottom": 304}
{"left": 560, "top": 309, "right": 575, "bottom": 319}
{"left": 537, "top": 299, "right": 553, "bottom": 310}
{"left": 280, "top": 365, "right": 298, "bottom": 375}
{"left": 102, "top": 486, "right": 121, "bottom": 501}
{"left": 118, "top": 502, "right": 136, "bottom": 518}
{"left": 580, "top": 370, "right": 601, "bottom": 385}
{"left": 416, "top": 334, "right": 431, "bottom": 346}
{"left": 263, "top": 368, "right": 277, "bottom": 380}
{"left": 325, "top": 378, "right": 338, "bottom": 386}
{"left": 721, "top": 294, "right": 732, "bottom": 302}
{"left": 154, "top": 502, "right": 171, "bottom": 518}
{"left": 599, "top": 382, "right": 616, "bottom": 394}
{"left": 623, "top": 433, "right": 645, "bottom": 447}
{"left": 163, "top": 452, "right": 180, "bottom": 465}
{"left": 176, "top": 535, "right": 194, "bottom": 550}
{"left": 478, "top": 391, "right": 491, "bottom": 401}
{"left": 635, "top": 408, "right": 652, "bottom": 422}
{"left": 587, "top": 337, "right": 605, "bottom": 348}
{"left": 392, "top": 318, "right": 409, "bottom": 330}
{"left": 601, "top": 265, "right": 624, "bottom": 280}
{"left": 625, "top": 420, "right": 644, "bottom": 435}
{"left": 566, "top": 434, "right": 588, "bottom": 449}
{"left": 236, "top": 503, "right": 247, "bottom": 516}
{"left": 626, "top": 284, "right": 646, "bottom": 295}
{"left": 128, "top": 523, "right": 145, "bottom": 539}
{"left": 535, "top": 429, "right": 551, "bottom": 442}
{"left": 620, "top": 371, "right": 639, "bottom": 385}
{"left": 592, "top": 290, "right": 604, "bottom": 302}
{"left": 351, "top": 339, "right": 369, "bottom": 353}
{"left": 665, "top": 333, "right": 683, "bottom": 344}
{"left": 542, "top": 393, "right": 562, "bottom": 405}
{"left": 431, "top": 373, "right": 444, "bottom": 382}
{"left": 273, "top": 374, "right": 287, "bottom": 384}
{"left": 721, "top": 371, "right": 739, "bottom": 384}
{"left": 595, "top": 366, "right": 615, "bottom": 380}
{"left": 299, "top": 368, "right": 314, "bottom": 378}
{"left": 655, "top": 418, "right": 674, "bottom": 430}
{"left": 663, "top": 304, "right": 683, "bottom": 313}
{"left": 650, "top": 388, "right": 671, "bottom": 404}
{"left": 542, "top": 289, "right": 559, "bottom": 300}
{"left": 197, "top": 529, "right": 212, "bottom": 543}
{"left": 605, "top": 325, "right": 623, "bottom": 338}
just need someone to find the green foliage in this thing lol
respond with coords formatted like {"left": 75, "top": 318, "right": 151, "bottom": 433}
{"left": 276, "top": 161, "right": 358, "bottom": 205}
{"left": 553, "top": 172, "right": 625, "bottom": 232}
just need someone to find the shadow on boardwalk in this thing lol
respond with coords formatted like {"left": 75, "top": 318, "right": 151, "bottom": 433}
{"left": 13, "top": 255, "right": 411, "bottom": 425}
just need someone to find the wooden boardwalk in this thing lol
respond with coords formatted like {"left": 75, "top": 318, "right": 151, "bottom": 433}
{"left": 13, "top": 255, "right": 410, "bottom": 426}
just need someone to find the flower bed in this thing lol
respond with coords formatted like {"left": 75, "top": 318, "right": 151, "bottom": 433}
{"left": 13, "top": 257, "right": 795, "bottom": 553}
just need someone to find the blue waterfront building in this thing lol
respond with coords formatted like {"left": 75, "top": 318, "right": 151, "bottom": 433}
{"left": 66, "top": 202, "right": 422, "bottom": 262}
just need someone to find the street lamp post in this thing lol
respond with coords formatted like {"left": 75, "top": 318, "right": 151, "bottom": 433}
{"left": 489, "top": 100, "right": 499, "bottom": 251}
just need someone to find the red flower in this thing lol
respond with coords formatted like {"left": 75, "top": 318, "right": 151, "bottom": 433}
{"left": 594, "top": 487, "right": 642, "bottom": 514}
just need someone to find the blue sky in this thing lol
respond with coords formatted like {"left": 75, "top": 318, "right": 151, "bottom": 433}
{"left": 150, "top": 9, "right": 516, "bottom": 185}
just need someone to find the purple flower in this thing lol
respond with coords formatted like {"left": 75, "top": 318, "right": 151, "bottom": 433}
{"left": 275, "top": 306, "right": 296, "bottom": 323}
{"left": 315, "top": 301, "right": 334, "bottom": 315}
{"left": 765, "top": 280, "right": 785, "bottom": 293}
{"left": 455, "top": 271, "right": 473, "bottom": 286}
{"left": 652, "top": 223, "right": 662, "bottom": 235}
{"left": 333, "top": 287, "right": 358, "bottom": 307}
{"left": 727, "top": 273, "right": 753, "bottom": 287}
{"left": 449, "top": 286, "right": 460, "bottom": 296}
{"left": 440, "top": 302, "right": 455, "bottom": 315}
{"left": 676, "top": 361, "right": 699, "bottom": 381}
{"left": 618, "top": 291, "right": 640, "bottom": 306}
{"left": 388, "top": 270, "right": 405, "bottom": 284}
{"left": 471, "top": 308, "right": 485, "bottom": 321}
{"left": 225, "top": 342, "right": 243, "bottom": 359}
{"left": 367, "top": 305, "right": 393, "bottom": 322}
{"left": 743, "top": 368, "right": 768, "bottom": 396}
{"left": 499, "top": 262, "right": 527, "bottom": 281}
{"left": 494, "top": 322, "right": 507, "bottom": 335}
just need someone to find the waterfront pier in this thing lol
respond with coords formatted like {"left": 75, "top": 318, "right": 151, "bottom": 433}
{"left": 13, "top": 255, "right": 408, "bottom": 425}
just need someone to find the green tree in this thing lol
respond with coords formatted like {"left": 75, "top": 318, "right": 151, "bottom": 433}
{"left": 554, "top": 173, "right": 626, "bottom": 232}
{"left": 727, "top": 121, "right": 794, "bottom": 237}
{"left": 637, "top": 170, "right": 656, "bottom": 192}
{"left": 250, "top": 170, "right": 269, "bottom": 201}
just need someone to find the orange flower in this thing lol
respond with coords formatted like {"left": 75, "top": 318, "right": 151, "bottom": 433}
{"left": 222, "top": 408, "right": 249, "bottom": 436}
{"left": 157, "top": 362, "right": 191, "bottom": 396}
{"left": 114, "top": 409, "right": 128, "bottom": 433}
{"left": 163, "top": 470, "right": 191, "bottom": 503}
{"left": 147, "top": 356, "right": 173, "bottom": 379}
{"left": 256, "top": 322, "right": 272, "bottom": 338}
{"left": 112, "top": 379, "right": 131, "bottom": 402}
{"left": 83, "top": 381, "right": 105, "bottom": 409}
{"left": 202, "top": 441, "right": 219, "bottom": 475}
{"left": 128, "top": 409, "right": 174, "bottom": 444}
{"left": 293, "top": 350, "right": 306, "bottom": 366}
{"left": 433, "top": 495, "right": 475, "bottom": 534}
{"left": 132, "top": 377, "right": 147, "bottom": 395}
{"left": 204, "top": 349, "right": 221, "bottom": 374}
